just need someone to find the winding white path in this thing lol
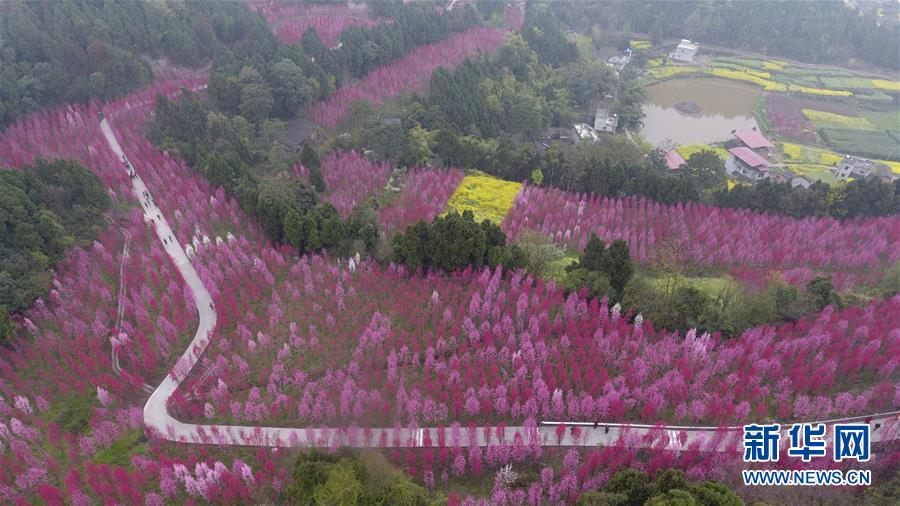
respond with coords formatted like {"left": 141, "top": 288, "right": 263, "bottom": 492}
{"left": 100, "top": 118, "right": 900, "bottom": 451}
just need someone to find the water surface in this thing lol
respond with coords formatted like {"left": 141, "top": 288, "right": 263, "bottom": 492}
{"left": 641, "top": 78, "right": 762, "bottom": 146}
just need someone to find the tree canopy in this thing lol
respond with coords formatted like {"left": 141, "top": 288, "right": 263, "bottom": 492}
{"left": 0, "top": 159, "right": 109, "bottom": 342}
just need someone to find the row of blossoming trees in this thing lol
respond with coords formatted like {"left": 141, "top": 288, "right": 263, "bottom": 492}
{"left": 293, "top": 150, "right": 393, "bottom": 218}
{"left": 0, "top": 49, "right": 897, "bottom": 506}
{"left": 174, "top": 247, "right": 899, "bottom": 429}
{"left": 249, "top": 0, "right": 390, "bottom": 47}
{"left": 0, "top": 73, "right": 293, "bottom": 503}
{"left": 312, "top": 26, "right": 508, "bottom": 128}
{"left": 380, "top": 169, "right": 466, "bottom": 233}
{"left": 293, "top": 153, "right": 464, "bottom": 227}
{"left": 502, "top": 184, "right": 900, "bottom": 289}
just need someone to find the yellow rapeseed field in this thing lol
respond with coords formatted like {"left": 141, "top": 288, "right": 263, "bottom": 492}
{"left": 675, "top": 144, "right": 729, "bottom": 161}
{"left": 871, "top": 79, "right": 900, "bottom": 91}
{"left": 780, "top": 164, "right": 839, "bottom": 185}
{"left": 708, "top": 68, "right": 785, "bottom": 90}
{"left": 786, "top": 84, "right": 852, "bottom": 97}
{"left": 630, "top": 40, "right": 652, "bottom": 50}
{"left": 801, "top": 109, "right": 875, "bottom": 129}
{"left": 443, "top": 175, "right": 522, "bottom": 225}
{"left": 780, "top": 142, "right": 843, "bottom": 166}
{"left": 648, "top": 66, "right": 853, "bottom": 97}
{"left": 781, "top": 142, "right": 898, "bottom": 173}
{"left": 647, "top": 66, "right": 704, "bottom": 80}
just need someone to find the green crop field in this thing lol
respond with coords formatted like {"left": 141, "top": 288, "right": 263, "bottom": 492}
{"left": 819, "top": 128, "right": 900, "bottom": 161}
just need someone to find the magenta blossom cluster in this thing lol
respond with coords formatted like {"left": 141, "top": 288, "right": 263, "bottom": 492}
{"left": 0, "top": 73, "right": 288, "bottom": 503}
{"left": 311, "top": 26, "right": 508, "bottom": 128}
{"left": 295, "top": 150, "right": 393, "bottom": 218}
{"left": 104, "top": 107, "right": 260, "bottom": 247}
{"left": 250, "top": 0, "right": 389, "bottom": 47}
{"left": 380, "top": 169, "right": 465, "bottom": 233}
{"left": 502, "top": 185, "right": 900, "bottom": 289}
{"left": 173, "top": 238, "right": 898, "bottom": 429}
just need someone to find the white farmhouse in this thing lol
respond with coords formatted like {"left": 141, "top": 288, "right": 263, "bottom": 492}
{"left": 594, "top": 108, "right": 619, "bottom": 133}
{"left": 725, "top": 147, "right": 770, "bottom": 180}
{"left": 833, "top": 155, "right": 895, "bottom": 182}
{"left": 668, "top": 39, "right": 699, "bottom": 63}
{"left": 572, "top": 123, "right": 599, "bottom": 144}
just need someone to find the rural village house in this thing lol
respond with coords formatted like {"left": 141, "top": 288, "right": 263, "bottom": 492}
{"left": 726, "top": 146, "right": 770, "bottom": 180}
{"left": 668, "top": 39, "right": 699, "bottom": 63}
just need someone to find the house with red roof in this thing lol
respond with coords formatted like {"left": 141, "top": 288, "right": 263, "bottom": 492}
{"left": 734, "top": 130, "right": 775, "bottom": 156}
{"left": 726, "top": 146, "right": 771, "bottom": 180}
{"left": 665, "top": 150, "right": 686, "bottom": 171}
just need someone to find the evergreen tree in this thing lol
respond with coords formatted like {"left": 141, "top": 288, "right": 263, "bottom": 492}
{"left": 0, "top": 305, "right": 13, "bottom": 344}
{"left": 578, "top": 234, "right": 607, "bottom": 272}
{"left": 603, "top": 239, "right": 634, "bottom": 297}
{"left": 301, "top": 143, "right": 326, "bottom": 193}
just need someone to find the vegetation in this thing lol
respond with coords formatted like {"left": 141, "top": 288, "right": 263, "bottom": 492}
{"left": 92, "top": 430, "right": 145, "bottom": 468}
{"left": 819, "top": 128, "right": 900, "bottom": 161}
{"left": 0, "top": 159, "right": 110, "bottom": 342}
{"left": 338, "top": 1, "right": 479, "bottom": 78}
{"left": 253, "top": 173, "right": 378, "bottom": 257}
{"left": 148, "top": 1, "right": 484, "bottom": 249}
{"left": 2, "top": 2, "right": 898, "bottom": 505}
{"left": 577, "top": 468, "right": 742, "bottom": 506}
{"left": 551, "top": 0, "right": 900, "bottom": 70}
{"left": 801, "top": 109, "right": 875, "bottom": 130}
{"left": 391, "top": 210, "right": 524, "bottom": 273}
{"left": 563, "top": 235, "right": 634, "bottom": 300}
{"left": 443, "top": 174, "right": 522, "bottom": 225}
{"left": 285, "top": 449, "right": 443, "bottom": 506}
{"left": 675, "top": 144, "right": 728, "bottom": 161}
{"left": 646, "top": 64, "right": 854, "bottom": 97}
{"left": 714, "top": 177, "right": 900, "bottom": 219}
{"left": 1, "top": 0, "right": 189, "bottom": 126}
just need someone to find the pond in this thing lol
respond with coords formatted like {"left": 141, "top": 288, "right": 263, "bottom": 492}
{"left": 641, "top": 78, "right": 763, "bottom": 147}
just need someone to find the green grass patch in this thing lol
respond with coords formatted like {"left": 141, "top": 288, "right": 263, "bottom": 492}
{"left": 821, "top": 77, "right": 880, "bottom": 90}
{"left": 778, "top": 164, "right": 839, "bottom": 185}
{"left": 714, "top": 57, "right": 768, "bottom": 70}
{"left": 651, "top": 276, "right": 732, "bottom": 297}
{"left": 675, "top": 144, "right": 729, "bottom": 161}
{"left": 781, "top": 67, "right": 852, "bottom": 77}
{"left": 46, "top": 392, "right": 95, "bottom": 434}
{"left": 772, "top": 73, "right": 820, "bottom": 88}
{"left": 545, "top": 254, "right": 580, "bottom": 282}
{"left": 859, "top": 109, "right": 900, "bottom": 131}
{"left": 570, "top": 34, "right": 594, "bottom": 61}
{"left": 92, "top": 429, "right": 145, "bottom": 468}
{"left": 856, "top": 91, "right": 894, "bottom": 105}
{"left": 819, "top": 128, "right": 900, "bottom": 161}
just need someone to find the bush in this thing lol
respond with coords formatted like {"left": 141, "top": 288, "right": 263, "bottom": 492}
{"left": 805, "top": 276, "right": 840, "bottom": 312}
{"left": 515, "top": 230, "right": 565, "bottom": 278}
{"left": 577, "top": 491, "right": 629, "bottom": 506}
{"left": 392, "top": 211, "right": 523, "bottom": 273}
{"left": 285, "top": 450, "right": 439, "bottom": 506}
{"left": 596, "top": 468, "right": 741, "bottom": 506}
{"left": 564, "top": 268, "right": 615, "bottom": 300}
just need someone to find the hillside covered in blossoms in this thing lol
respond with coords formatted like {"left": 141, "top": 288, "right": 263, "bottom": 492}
{"left": 0, "top": 1, "right": 898, "bottom": 505}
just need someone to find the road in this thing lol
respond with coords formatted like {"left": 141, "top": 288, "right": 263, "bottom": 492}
{"left": 100, "top": 118, "right": 900, "bottom": 450}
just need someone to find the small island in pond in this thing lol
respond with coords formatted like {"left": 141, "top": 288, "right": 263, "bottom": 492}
{"left": 675, "top": 100, "right": 702, "bottom": 115}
